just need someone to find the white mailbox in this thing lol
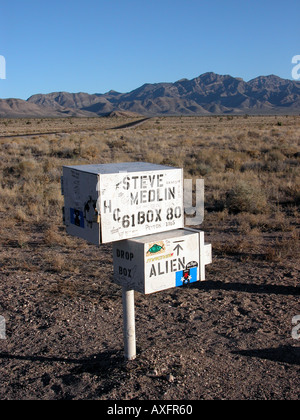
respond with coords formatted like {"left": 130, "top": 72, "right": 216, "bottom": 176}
{"left": 62, "top": 162, "right": 184, "bottom": 244}
{"left": 113, "top": 228, "right": 212, "bottom": 294}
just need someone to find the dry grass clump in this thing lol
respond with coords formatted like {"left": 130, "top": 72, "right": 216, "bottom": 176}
{"left": 225, "top": 181, "right": 269, "bottom": 215}
{"left": 235, "top": 209, "right": 296, "bottom": 233}
{"left": 264, "top": 231, "right": 300, "bottom": 263}
{"left": 43, "top": 227, "right": 76, "bottom": 248}
{"left": 44, "top": 252, "right": 71, "bottom": 273}
{"left": 285, "top": 184, "right": 300, "bottom": 206}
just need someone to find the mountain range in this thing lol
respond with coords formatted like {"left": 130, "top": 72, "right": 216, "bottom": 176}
{"left": 1, "top": 72, "right": 300, "bottom": 118}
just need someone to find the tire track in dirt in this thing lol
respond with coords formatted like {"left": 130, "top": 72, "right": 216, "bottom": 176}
{"left": 0, "top": 118, "right": 151, "bottom": 139}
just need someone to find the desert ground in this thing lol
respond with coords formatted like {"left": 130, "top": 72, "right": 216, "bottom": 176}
{"left": 0, "top": 115, "right": 299, "bottom": 400}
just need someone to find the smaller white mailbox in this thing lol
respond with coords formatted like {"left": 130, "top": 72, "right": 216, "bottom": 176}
{"left": 113, "top": 228, "right": 212, "bottom": 294}
{"left": 62, "top": 162, "right": 184, "bottom": 244}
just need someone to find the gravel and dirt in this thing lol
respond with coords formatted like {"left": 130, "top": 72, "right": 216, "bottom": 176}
{"left": 0, "top": 219, "right": 299, "bottom": 400}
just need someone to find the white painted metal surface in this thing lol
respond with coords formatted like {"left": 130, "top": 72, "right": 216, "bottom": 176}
{"left": 122, "top": 287, "right": 136, "bottom": 360}
{"left": 113, "top": 228, "right": 212, "bottom": 294}
{"left": 62, "top": 162, "right": 184, "bottom": 244}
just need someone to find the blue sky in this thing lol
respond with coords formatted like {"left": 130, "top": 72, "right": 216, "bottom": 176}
{"left": 0, "top": 0, "right": 299, "bottom": 99}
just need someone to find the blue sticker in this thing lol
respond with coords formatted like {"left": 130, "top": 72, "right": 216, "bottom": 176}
{"left": 70, "top": 208, "right": 85, "bottom": 228}
{"left": 176, "top": 267, "right": 198, "bottom": 287}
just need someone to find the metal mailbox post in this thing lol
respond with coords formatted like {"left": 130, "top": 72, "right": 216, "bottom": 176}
{"left": 61, "top": 162, "right": 212, "bottom": 360}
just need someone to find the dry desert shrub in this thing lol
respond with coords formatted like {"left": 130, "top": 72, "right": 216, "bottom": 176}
{"left": 45, "top": 252, "right": 68, "bottom": 273}
{"left": 235, "top": 209, "right": 294, "bottom": 233}
{"left": 264, "top": 231, "right": 300, "bottom": 263}
{"left": 225, "top": 181, "right": 269, "bottom": 215}
{"left": 285, "top": 183, "right": 300, "bottom": 206}
{"left": 43, "top": 227, "right": 75, "bottom": 248}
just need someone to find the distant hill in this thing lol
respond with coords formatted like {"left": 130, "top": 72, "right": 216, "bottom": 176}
{"left": 1, "top": 72, "right": 300, "bottom": 118}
